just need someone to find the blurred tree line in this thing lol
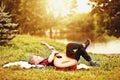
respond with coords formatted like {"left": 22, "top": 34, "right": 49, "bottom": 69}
{"left": 0, "top": 0, "right": 120, "bottom": 42}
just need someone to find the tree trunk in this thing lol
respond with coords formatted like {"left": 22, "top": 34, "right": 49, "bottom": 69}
{"left": 49, "top": 27, "right": 53, "bottom": 39}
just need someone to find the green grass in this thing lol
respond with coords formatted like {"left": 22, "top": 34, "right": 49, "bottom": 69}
{"left": 0, "top": 35, "right": 120, "bottom": 80}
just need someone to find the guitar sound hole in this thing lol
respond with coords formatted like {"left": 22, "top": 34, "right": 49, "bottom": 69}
{"left": 56, "top": 56, "right": 62, "bottom": 58}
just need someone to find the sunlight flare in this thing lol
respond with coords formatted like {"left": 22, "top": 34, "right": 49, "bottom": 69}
{"left": 75, "top": 0, "right": 92, "bottom": 13}
{"left": 46, "top": 0, "right": 92, "bottom": 17}
{"left": 46, "top": 0, "right": 71, "bottom": 17}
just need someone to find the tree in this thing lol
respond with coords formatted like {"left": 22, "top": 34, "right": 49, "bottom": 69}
{"left": 0, "top": 0, "right": 48, "bottom": 35}
{"left": 0, "top": 3, "right": 18, "bottom": 45}
{"left": 90, "top": 0, "right": 120, "bottom": 38}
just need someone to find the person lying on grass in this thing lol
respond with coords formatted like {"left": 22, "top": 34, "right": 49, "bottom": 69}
{"left": 28, "top": 42, "right": 77, "bottom": 70}
{"left": 28, "top": 41, "right": 99, "bottom": 70}
{"left": 3, "top": 40, "right": 99, "bottom": 70}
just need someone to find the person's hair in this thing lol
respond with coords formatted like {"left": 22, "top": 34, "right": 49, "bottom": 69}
{"left": 28, "top": 56, "right": 35, "bottom": 64}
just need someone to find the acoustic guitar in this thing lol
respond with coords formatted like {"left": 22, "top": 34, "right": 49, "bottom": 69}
{"left": 53, "top": 53, "right": 77, "bottom": 70}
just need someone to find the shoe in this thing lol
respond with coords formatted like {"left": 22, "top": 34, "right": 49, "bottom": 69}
{"left": 84, "top": 39, "right": 91, "bottom": 49}
{"left": 89, "top": 60, "right": 100, "bottom": 67}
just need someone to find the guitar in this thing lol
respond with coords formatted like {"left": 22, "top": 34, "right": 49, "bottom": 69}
{"left": 53, "top": 53, "right": 77, "bottom": 70}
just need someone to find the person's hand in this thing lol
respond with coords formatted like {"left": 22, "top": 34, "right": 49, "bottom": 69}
{"left": 49, "top": 46, "right": 56, "bottom": 51}
{"left": 41, "top": 41, "right": 47, "bottom": 45}
{"left": 52, "top": 50, "right": 59, "bottom": 55}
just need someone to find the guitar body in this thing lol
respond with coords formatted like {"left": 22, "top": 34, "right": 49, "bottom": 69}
{"left": 53, "top": 53, "right": 77, "bottom": 70}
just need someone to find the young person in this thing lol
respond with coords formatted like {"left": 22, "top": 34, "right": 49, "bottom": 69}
{"left": 28, "top": 40, "right": 99, "bottom": 70}
{"left": 28, "top": 42, "right": 77, "bottom": 70}
{"left": 4, "top": 40, "right": 95, "bottom": 70}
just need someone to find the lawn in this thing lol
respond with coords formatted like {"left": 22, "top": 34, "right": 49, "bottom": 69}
{"left": 0, "top": 35, "right": 120, "bottom": 80}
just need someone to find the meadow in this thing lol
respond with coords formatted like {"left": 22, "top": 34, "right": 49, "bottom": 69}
{"left": 0, "top": 35, "right": 120, "bottom": 80}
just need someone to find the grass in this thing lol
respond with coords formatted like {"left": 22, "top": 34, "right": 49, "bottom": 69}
{"left": 0, "top": 35, "right": 120, "bottom": 80}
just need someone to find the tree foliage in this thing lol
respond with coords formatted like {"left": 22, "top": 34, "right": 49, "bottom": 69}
{"left": 0, "top": 0, "right": 61, "bottom": 37}
{"left": 15, "top": 0, "right": 48, "bottom": 35}
{"left": 0, "top": 3, "right": 18, "bottom": 45}
{"left": 90, "top": 0, "right": 120, "bottom": 38}
{"left": 0, "top": 0, "right": 50, "bottom": 35}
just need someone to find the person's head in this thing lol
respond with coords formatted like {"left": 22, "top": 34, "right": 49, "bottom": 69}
{"left": 28, "top": 55, "right": 44, "bottom": 65}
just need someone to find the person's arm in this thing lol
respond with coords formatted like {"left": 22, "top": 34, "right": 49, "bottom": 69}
{"left": 41, "top": 41, "right": 58, "bottom": 63}
{"left": 41, "top": 41, "right": 56, "bottom": 51}
{"left": 47, "top": 50, "right": 58, "bottom": 63}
